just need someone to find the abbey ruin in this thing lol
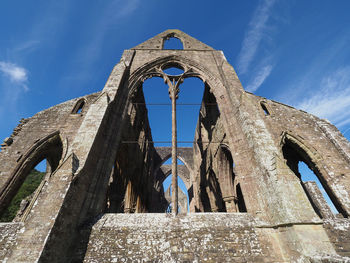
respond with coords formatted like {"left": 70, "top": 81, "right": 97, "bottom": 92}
{"left": 0, "top": 30, "right": 350, "bottom": 262}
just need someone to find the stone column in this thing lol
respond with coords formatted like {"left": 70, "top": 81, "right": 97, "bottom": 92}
{"left": 168, "top": 79, "right": 179, "bottom": 215}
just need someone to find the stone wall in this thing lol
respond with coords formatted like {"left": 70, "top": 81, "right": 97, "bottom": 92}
{"left": 323, "top": 218, "right": 350, "bottom": 257}
{"left": 245, "top": 92, "right": 350, "bottom": 217}
{"left": 0, "top": 92, "right": 101, "bottom": 192}
{"left": 83, "top": 213, "right": 274, "bottom": 263}
{"left": 0, "top": 222, "right": 22, "bottom": 261}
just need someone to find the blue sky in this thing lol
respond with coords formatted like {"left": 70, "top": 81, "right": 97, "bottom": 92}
{"left": 1, "top": 1, "right": 350, "bottom": 141}
{"left": 1, "top": 1, "right": 350, "bottom": 211}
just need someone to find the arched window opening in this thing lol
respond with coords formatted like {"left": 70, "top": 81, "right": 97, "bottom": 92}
{"left": 163, "top": 176, "right": 189, "bottom": 214}
{"left": 71, "top": 99, "right": 85, "bottom": 114}
{"left": 260, "top": 101, "right": 270, "bottom": 116}
{"left": 0, "top": 133, "right": 63, "bottom": 222}
{"left": 282, "top": 137, "right": 347, "bottom": 218}
{"left": 142, "top": 77, "right": 171, "bottom": 147}
{"left": 162, "top": 158, "right": 189, "bottom": 214}
{"left": 0, "top": 159, "right": 47, "bottom": 222}
{"left": 162, "top": 67, "right": 184, "bottom": 76}
{"left": 177, "top": 77, "right": 205, "bottom": 148}
{"left": 125, "top": 64, "right": 224, "bottom": 214}
{"left": 0, "top": 160, "right": 47, "bottom": 222}
{"left": 163, "top": 36, "right": 183, "bottom": 50}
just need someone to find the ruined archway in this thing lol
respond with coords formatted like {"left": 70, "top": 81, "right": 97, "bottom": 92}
{"left": 281, "top": 133, "right": 348, "bottom": 218}
{"left": 0, "top": 131, "right": 63, "bottom": 220}
{"left": 126, "top": 56, "right": 241, "bottom": 213}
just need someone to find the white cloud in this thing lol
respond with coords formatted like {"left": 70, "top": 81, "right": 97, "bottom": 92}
{"left": 295, "top": 66, "right": 350, "bottom": 127}
{"left": 116, "top": 0, "right": 140, "bottom": 17}
{"left": 14, "top": 40, "right": 41, "bottom": 53}
{"left": 246, "top": 64, "right": 273, "bottom": 92}
{"left": 0, "top": 61, "right": 28, "bottom": 90}
{"left": 237, "top": 0, "right": 276, "bottom": 74}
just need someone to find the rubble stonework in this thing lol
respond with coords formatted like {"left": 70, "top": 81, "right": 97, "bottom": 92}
{"left": 0, "top": 29, "right": 350, "bottom": 262}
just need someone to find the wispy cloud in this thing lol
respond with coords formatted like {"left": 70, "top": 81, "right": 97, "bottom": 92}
{"left": 115, "top": 0, "right": 140, "bottom": 17}
{"left": 295, "top": 66, "right": 350, "bottom": 127}
{"left": 246, "top": 63, "right": 273, "bottom": 92}
{"left": 59, "top": 0, "right": 140, "bottom": 91}
{"left": 0, "top": 61, "right": 28, "bottom": 90}
{"left": 14, "top": 40, "right": 41, "bottom": 53}
{"left": 237, "top": 0, "right": 276, "bottom": 75}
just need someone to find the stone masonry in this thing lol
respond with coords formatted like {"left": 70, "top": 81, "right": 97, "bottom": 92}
{"left": 0, "top": 29, "right": 350, "bottom": 262}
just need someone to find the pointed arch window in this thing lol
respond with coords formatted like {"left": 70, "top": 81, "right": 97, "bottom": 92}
{"left": 215, "top": 145, "right": 247, "bottom": 213}
{"left": 260, "top": 101, "right": 270, "bottom": 116}
{"left": 0, "top": 133, "right": 63, "bottom": 222}
{"left": 282, "top": 135, "right": 347, "bottom": 218}
{"left": 71, "top": 99, "right": 85, "bottom": 114}
{"left": 163, "top": 35, "right": 183, "bottom": 50}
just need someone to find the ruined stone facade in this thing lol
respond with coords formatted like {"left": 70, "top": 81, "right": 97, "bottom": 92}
{"left": 0, "top": 30, "right": 350, "bottom": 262}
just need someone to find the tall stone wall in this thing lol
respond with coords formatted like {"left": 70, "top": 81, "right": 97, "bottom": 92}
{"left": 0, "top": 92, "right": 101, "bottom": 189}
{"left": 0, "top": 29, "right": 350, "bottom": 262}
{"left": 245, "top": 92, "right": 350, "bottom": 217}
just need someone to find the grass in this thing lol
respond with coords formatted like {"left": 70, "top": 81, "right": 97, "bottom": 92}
{"left": 0, "top": 169, "right": 45, "bottom": 222}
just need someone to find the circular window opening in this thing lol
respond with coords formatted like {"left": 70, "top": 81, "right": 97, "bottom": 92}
{"left": 162, "top": 64, "right": 184, "bottom": 76}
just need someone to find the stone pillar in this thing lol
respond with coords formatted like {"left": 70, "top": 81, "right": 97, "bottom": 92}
{"left": 303, "top": 181, "right": 334, "bottom": 219}
{"left": 169, "top": 79, "right": 179, "bottom": 215}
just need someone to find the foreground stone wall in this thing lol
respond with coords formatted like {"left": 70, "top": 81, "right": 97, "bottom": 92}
{"left": 83, "top": 214, "right": 350, "bottom": 263}
{"left": 83, "top": 213, "right": 274, "bottom": 263}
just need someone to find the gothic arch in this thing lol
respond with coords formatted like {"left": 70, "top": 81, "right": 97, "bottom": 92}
{"left": 71, "top": 98, "right": 86, "bottom": 114}
{"left": 160, "top": 163, "right": 190, "bottom": 187}
{"left": 162, "top": 33, "right": 184, "bottom": 50}
{"left": 215, "top": 144, "right": 246, "bottom": 212}
{"left": 259, "top": 100, "right": 272, "bottom": 116}
{"left": 280, "top": 131, "right": 348, "bottom": 217}
{"left": 280, "top": 132, "right": 321, "bottom": 162}
{"left": 154, "top": 154, "right": 192, "bottom": 188}
{"left": 159, "top": 162, "right": 191, "bottom": 213}
{"left": 0, "top": 131, "right": 63, "bottom": 217}
{"left": 128, "top": 55, "right": 225, "bottom": 105}
{"left": 127, "top": 55, "right": 238, "bottom": 148}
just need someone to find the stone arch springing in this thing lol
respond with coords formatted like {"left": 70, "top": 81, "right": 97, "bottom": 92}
{"left": 0, "top": 131, "right": 63, "bottom": 221}
{"left": 154, "top": 153, "right": 192, "bottom": 180}
{"left": 71, "top": 98, "right": 86, "bottom": 114}
{"left": 281, "top": 132, "right": 348, "bottom": 218}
